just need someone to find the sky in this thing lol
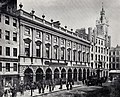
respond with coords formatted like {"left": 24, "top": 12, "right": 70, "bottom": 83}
{"left": 17, "top": 0, "right": 120, "bottom": 47}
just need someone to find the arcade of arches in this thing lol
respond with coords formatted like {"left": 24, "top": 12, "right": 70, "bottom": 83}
{"left": 22, "top": 67, "right": 108, "bottom": 84}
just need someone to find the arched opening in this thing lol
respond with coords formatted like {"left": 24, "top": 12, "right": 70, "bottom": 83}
{"left": 87, "top": 69, "right": 90, "bottom": 79}
{"left": 61, "top": 68, "right": 66, "bottom": 83}
{"left": 68, "top": 68, "right": 72, "bottom": 82}
{"left": 83, "top": 68, "right": 86, "bottom": 80}
{"left": 36, "top": 68, "right": 43, "bottom": 82}
{"left": 54, "top": 68, "right": 59, "bottom": 79}
{"left": 78, "top": 68, "right": 82, "bottom": 81}
{"left": 24, "top": 68, "right": 33, "bottom": 84}
{"left": 73, "top": 68, "right": 77, "bottom": 81}
{"left": 46, "top": 68, "right": 52, "bottom": 80}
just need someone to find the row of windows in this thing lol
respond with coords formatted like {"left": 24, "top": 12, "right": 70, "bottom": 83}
{"left": 0, "top": 29, "right": 17, "bottom": 41}
{"left": 91, "top": 45, "right": 108, "bottom": 54}
{"left": 109, "top": 57, "right": 120, "bottom": 62}
{"left": 91, "top": 54, "right": 109, "bottom": 61}
{"left": 0, "top": 46, "right": 17, "bottom": 56}
{"left": 0, "top": 62, "right": 17, "bottom": 72}
{"left": 2, "top": 15, "right": 17, "bottom": 27}
{"left": 91, "top": 37, "right": 104, "bottom": 45}
{"left": 109, "top": 63, "right": 119, "bottom": 70}
{"left": 24, "top": 43, "right": 89, "bottom": 62}
{"left": 91, "top": 62, "right": 109, "bottom": 69}
{"left": 24, "top": 27, "right": 87, "bottom": 51}
{"left": 109, "top": 51, "right": 119, "bottom": 56}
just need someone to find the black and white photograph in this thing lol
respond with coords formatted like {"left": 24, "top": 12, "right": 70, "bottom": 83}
{"left": 0, "top": 0, "right": 120, "bottom": 97}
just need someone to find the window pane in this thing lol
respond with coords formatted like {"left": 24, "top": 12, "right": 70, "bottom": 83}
{"left": 5, "top": 30, "right": 10, "bottom": 40}
{"left": 13, "top": 48, "right": 17, "bottom": 57}
{"left": 13, "top": 18, "right": 17, "bottom": 27}
{"left": 6, "top": 63, "right": 10, "bottom": 72}
{"left": 0, "top": 46, "right": 2, "bottom": 55}
{"left": 6, "top": 47, "right": 10, "bottom": 56}
{"left": 0, "top": 62, "right": 2, "bottom": 71}
{"left": 13, "top": 32, "right": 17, "bottom": 41}
{"left": 5, "top": 16, "right": 9, "bottom": 25}
{"left": 13, "top": 63, "right": 17, "bottom": 71}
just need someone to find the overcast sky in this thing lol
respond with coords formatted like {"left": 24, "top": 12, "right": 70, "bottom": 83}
{"left": 17, "top": 0, "right": 120, "bottom": 47}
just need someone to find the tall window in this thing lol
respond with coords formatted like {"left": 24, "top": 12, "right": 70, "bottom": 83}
{"left": 25, "top": 26, "right": 30, "bottom": 35}
{"left": 95, "top": 46, "right": 97, "bottom": 52}
{"left": 98, "top": 47, "right": 100, "bottom": 53}
{"left": 13, "top": 32, "right": 17, "bottom": 41}
{"left": 116, "top": 57, "right": 119, "bottom": 62}
{"left": 78, "top": 52, "right": 81, "bottom": 61}
{"left": 13, "top": 48, "right": 17, "bottom": 57}
{"left": 36, "top": 30, "right": 41, "bottom": 38}
{"left": 6, "top": 63, "right": 10, "bottom": 72}
{"left": 117, "top": 51, "right": 119, "bottom": 55}
{"left": 5, "top": 16, "right": 9, "bottom": 25}
{"left": 36, "top": 45, "right": 40, "bottom": 57}
{"left": 0, "top": 29, "right": 1, "bottom": 38}
{"left": 13, "top": 18, "right": 17, "bottom": 27}
{"left": 61, "top": 48, "right": 64, "bottom": 60}
{"left": 0, "top": 46, "right": 2, "bottom": 55}
{"left": 101, "top": 47, "right": 103, "bottom": 53}
{"left": 6, "top": 47, "right": 10, "bottom": 56}
{"left": 73, "top": 51, "right": 76, "bottom": 61}
{"left": 83, "top": 52, "right": 85, "bottom": 62}
{"left": 5, "top": 30, "right": 10, "bottom": 40}
{"left": 95, "top": 54, "right": 97, "bottom": 61}
{"left": 54, "top": 48, "right": 57, "bottom": 59}
{"left": 0, "top": 62, "right": 2, "bottom": 71}
{"left": 91, "top": 54, "right": 93, "bottom": 60}
{"left": 68, "top": 50, "right": 70, "bottom": 61}
{"left": 46, "top": 46, "right": 49, "bottom": 58}
{"left": 25, "top": 43, "right": 30, "bottom": 57}
{"left": 91, "top": 45, "right": 93, "bottom": 52}
{"left": 13, "top": 63, "right": 17, "bottom": 71}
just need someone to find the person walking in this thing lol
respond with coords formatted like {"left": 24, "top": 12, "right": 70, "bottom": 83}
{"left": 37, "top": 81, "right": 42, "bottom": 94}
{"left": 59, "top": 78, "right": 63, "bottom": 89}
{"left": 10, "top": 84, "right": 17, "bottom": 97}
{"left": 0, "top": 81, "right": 4, "bottom": 97}
{"left": 19, "top": 82, "right": 24, "bottom": 95}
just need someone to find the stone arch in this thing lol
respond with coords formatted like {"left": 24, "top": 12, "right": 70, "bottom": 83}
{"left": 54, "top": 68, "right": 60, "bottom": 79}
{"left": 46, "top": 68, "right": 52, "bottom": 80}
{"left": 83, "top": 68, "right": 86, "bottom": 80}
{"left": 73, "top": 68, "right": 77, "bottom": 81}
{"left": 24, "top": 68, "right": 33, "bottom": 84}
{"left": 68, "top": 68, "right": 72, "bottom": 81}
{"left": 36, "top": 68, "right": 44, "bottom": 82}
{"left": 78, "top": 68, "right": 82, "bottom": 81}
{"left": 61, "top": 68, "right": 66, "bottom": 80}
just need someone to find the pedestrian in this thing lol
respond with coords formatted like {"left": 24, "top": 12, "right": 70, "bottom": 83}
{"left": 48, "top": 80, "right": 52, "bottom": 92}
{"left": 10, "top": 84, "right": 17, "bottom": 97}
{"left": 19, "top": 82, "right": 24, "bottom": 95}
{"left": 52, "top": 79, "right": 56, "bottom": 91}
{"left": 4, "top": 89, "right": 8, "bottom": 97}
{"left": 59, "top": 78, "right": 63, "bottom": 89}
{"left": 0, "top": 81, "right": 4, "bottom": 97}
{"left": 37, "top": 81, "right": 42, "bottom": 94}
{"left": 66, "top": 81, "right": 69, "bottom": 90}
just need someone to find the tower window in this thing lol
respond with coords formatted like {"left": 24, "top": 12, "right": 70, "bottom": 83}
{"left": 13, "top": 48, "right": 17, "bottom": 57}
{"left": 0, "top": 62, "right": 2, "bottom": 71}
{"left": 13, "top": 63, "right": 17, "bottom": 71}
{"left": 0, "top": 46, "right": 2, "bottom": 55}
{"left": 13, "top": 32, "right": 17, "bottom": 41}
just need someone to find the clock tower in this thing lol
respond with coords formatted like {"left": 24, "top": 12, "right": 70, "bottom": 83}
{"left": 96, "top": 3, "right": 109, "bottom": 36}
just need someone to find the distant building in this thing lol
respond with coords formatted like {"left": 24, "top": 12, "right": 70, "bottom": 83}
{"left": 76, "top": 4, "right": 111, "bottom": 77}
{"left": 88, "top": 5, "right": 111, "bottom": 77}
{"left": 0, "top": 0, "right": 19, "bottom": 86}
{"left": 109, "top": 45, "right": 120, "bottom": 77}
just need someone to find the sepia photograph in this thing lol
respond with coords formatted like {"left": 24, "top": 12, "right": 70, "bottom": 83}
{"left": 0, "top": 0, "right": 120, "bottom": 97}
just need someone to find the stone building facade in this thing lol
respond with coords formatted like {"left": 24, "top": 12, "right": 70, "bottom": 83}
{"left": 16, "top": 5, "right": 91, "bottom": 83}
{"left": 0, "top": 0, "right": 19, "bottom": 86}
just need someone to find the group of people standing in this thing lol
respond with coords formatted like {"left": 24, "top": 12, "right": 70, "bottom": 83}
{"left": 0, "top": 78, "right": 74, "bottom": 97}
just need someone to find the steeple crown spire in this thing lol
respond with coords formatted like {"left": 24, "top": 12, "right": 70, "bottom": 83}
{"left": 100, "top": 2, "right": 105, "bottom": 16}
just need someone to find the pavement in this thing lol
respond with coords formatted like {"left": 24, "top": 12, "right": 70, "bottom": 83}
{"left": 5, "top": 81, "right": 111, "bottom": 97}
